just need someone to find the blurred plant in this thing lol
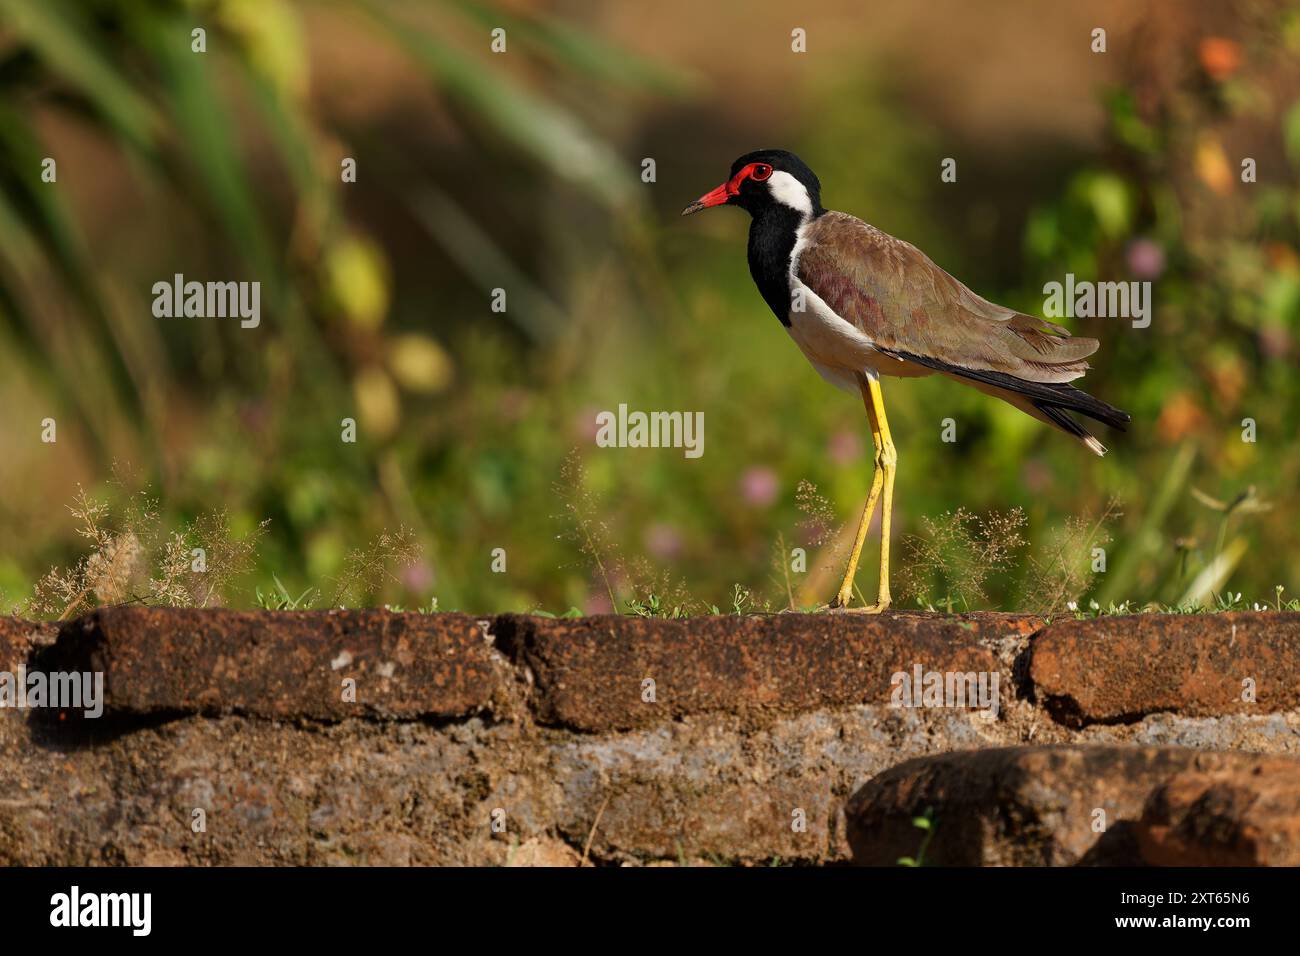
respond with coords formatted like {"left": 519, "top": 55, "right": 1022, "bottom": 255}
{"left": 1016, "top": 5, "right": 1300, "bottom": 609}
{"left": 527, "top": 605, "right": 583, "bottom": 619}
{"left": 554, "top": 449, "right": 623, "bottom": 611}
{"left": 557, "top": 449, "right": 697, "bottom": 616}
{"left": 897, "top": 808, "right": 936, "bottom": 868}
{"left": 0, "top": 0, "right": 691, "bottom": 611}
{"left": 795, "top": 479, "right": 840, "bottom": 548}
{"left": 24, "top": 482, "right": 267, "bottom": 619}
{"left": 769, "top": 531, "right": 796, "bottom": 611}
{"left": 1, "top": 0, "right": 1296, "bottom": 616}
{"left": 254, "top": 574, "right": 316, "bottom": 611}
{"left": 706, "top": 583, "right": 753, "bottom": 616}
{"left": 1020, "top": 500, "right": 1119, "bottom": 616}
{"left": 327, "top": 527, "right": 421, "bottom": 606}
{"left": 900, "top": 508, "right": 1027, "bottom": 612}
{"left": 1190, "top": 484, "right": 1273, "bottom": 554}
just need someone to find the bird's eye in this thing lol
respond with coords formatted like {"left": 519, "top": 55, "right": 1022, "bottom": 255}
{"left": 752, "top": 164, "right": 773, "bottom": 181}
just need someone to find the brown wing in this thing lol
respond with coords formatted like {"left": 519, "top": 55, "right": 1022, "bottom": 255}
{"left": 796, "top": 211, "right": 1098, "bottom": 384}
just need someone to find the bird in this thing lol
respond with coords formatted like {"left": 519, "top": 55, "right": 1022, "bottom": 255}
{"left": 682, "top": 148, "right": 1130, "bottom": 613}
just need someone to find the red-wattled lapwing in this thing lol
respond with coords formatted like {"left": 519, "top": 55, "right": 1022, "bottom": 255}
{"left": 683, "top": 149, "right": 1130, "bottom": 613}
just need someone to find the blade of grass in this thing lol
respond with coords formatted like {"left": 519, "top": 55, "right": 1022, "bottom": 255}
{"left": 407, "top": 183, "right": 568, "bottom": 342}
{"left": 446, "top": 0, "right": 699, "bottom": 96}
{"left": 0, "top": 105, "right": 138, "bottom": 460}
{"left": 1177, "top": 537, "right": 1249, "bottom": 609}
{"left": 128, "top": 11, "right": 277, "bottom": 288}
{"left": 357, "top": 0, "right": 633, "bottom": 211}
{"left": 0, "top": 0, "right": 159, "bottom": 149}
{"left": 1093, "top": 440, "right": 1195, "bottom": 606}
{"left": 0, "top": 103, "right": 101, "bottom": 310}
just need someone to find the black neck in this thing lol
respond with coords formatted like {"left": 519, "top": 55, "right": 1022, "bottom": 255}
{"left": 746, "top": 205, "right": 808, "bottom": 327}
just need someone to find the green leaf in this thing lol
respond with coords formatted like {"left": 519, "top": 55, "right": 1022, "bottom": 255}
{"left": 0, "top": 103, "right": 99, "bottom": 310}
{"left": 1105, "top": 88, "right": 1159, "bottom": 156}
{"left": 360, "top": 0, "right": 633, "bottom": 210}
{"left": 447, "top": 0, "right": 697, "bottom": 96}
{"left": 0, "top": 0, "right": 158, "bottom": 148}
{"left": 408, "top": 185, "right": 568, "bottom": 342}
{"left": 129, "top": 12, "right": 276, "bottom": 285}
{"left": 1284, "top": 101, "right": 1300, "bottom": 169}
{"left": 1081, "top": 172, "right": 1132, "bottom": 239}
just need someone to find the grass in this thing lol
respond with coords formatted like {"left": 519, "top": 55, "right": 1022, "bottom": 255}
{"left": 253, "top": 576, "right": 316, "bottom": 611}
{"left": 899, "top": 507, "right": 1029, "bottom": 612}
{"left": 1, "top": 4, "right": 1296, "bottom": 618}
{"left": 898, "top": 808, "right": 937, "bottom": 867}
{"left": 22, "top": 477, "right": 268, "bottom": 619}
{"left": 18, "top": 480, "right": 425, "bottom": 618}
{"left": 1064, "top": 585, "right": 1300, "bottom": 619}
{"left": 10, "top": 477, "right": 1295, "bottom": 621}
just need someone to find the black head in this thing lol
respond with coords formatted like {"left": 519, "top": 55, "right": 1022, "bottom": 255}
{"left": 681, "top": 149, "right": 824, "bottom": 219}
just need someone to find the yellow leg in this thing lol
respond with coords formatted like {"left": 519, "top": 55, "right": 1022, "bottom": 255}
{"left": 831, "top": 382, "right": 884, "bottom": 608}
{"left": 830, "top": 371, "right": 896, "bottom": 613}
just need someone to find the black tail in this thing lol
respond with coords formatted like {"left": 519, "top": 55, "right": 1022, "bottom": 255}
{"left": 1032, "top": 400, "right": 1106, "bottom": 445}
{"left": 884, "top": 348, "right": 1131, "bottom": 431}
{"left": 1032, "top": 383, "right": 1131, "bottom": 432}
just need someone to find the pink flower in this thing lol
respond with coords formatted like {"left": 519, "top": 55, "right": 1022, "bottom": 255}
{"left": 238, "top": 400, "right": 269, "bottom": 433}
{"left": 827, "top": 428, "right": 864, "bottom": 464}
{"left": 574, "top": 406, "right": 603, "bottom": 442}
{"left": 1126, "top": 238, "right": 1166, "bottom": 280}
{"left": 497, "top": 388, "right": 530, "bottom": 423}
{"left": 400, "top": 560, "right": 435, "bottom": 593}
{"left": 643, "top": 522, "right": 684, "bottom": 560}
{"left": 1259, "top": 324, "right": 1291, "bottom": 360}
{"left": 739, "top": 466, "right": 779, "bottom": 508}
{"left": 1021, "top": 458, "right": 1053, "bottom": 494}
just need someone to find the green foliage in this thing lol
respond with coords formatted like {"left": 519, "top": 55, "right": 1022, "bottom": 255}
{"left": 900, "top": 508, "right": 1027, "bottom": 612}
{"left": 0, "top": 3, "right": 1295, "bottom": 616}
{"left": 624, "top": 593, "right": 687, "bottom": 619}
{"left": 1067, "top": 585, "right": 1300, "bottom": 619}
{"left": 254, "top": 575, "right": 316, "bottom": 611}
{"left": 897, "top": 808, "right": 936, "bottom": 868}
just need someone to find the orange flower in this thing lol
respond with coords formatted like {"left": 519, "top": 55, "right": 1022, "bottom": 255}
{"left": 1195, "top": 134, "right": 1233, "bottom": 195}
{"left": 1206, "top": 355, "right": 1246, "bottom": 408}
{"left": 1264, "top": 241, "right": 1300, "bottom": 274}
{"left": 1156, "top": 392, "right": 1207, "bottom": 443}
{"left": 1198, "top": 37, "right": 1242, "bottom": 80}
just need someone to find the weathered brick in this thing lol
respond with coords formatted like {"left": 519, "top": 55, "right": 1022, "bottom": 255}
{"left": 846, "top": 745, "right": 1298, "bottom": 866}
{"left": 33, "top": 607, "right": 498, "bottom": 720}
{"left": 498, "top": 611, "right": 1016, "bottom": 732}
{"left": 1030, "top": 612, "right": 1300, "bottom": 725}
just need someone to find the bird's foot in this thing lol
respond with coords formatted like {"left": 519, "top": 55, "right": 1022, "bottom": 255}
{"left": 828, "top": 586, "right": 855, "bottom": 611}
{"left": 826, "top": 590, "right": 891, "bottom": 614}
{"left": 827, "top": 601, "right": 891, "bottom": 615}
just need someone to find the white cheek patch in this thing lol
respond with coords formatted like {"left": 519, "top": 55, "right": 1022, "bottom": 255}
{"left": 766, "top": 170, "right": 813, "bottom": 216}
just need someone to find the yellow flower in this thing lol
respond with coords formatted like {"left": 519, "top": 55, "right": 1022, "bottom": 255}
{"left": 388, "top": 334, "right": 453, "bottom": 393}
